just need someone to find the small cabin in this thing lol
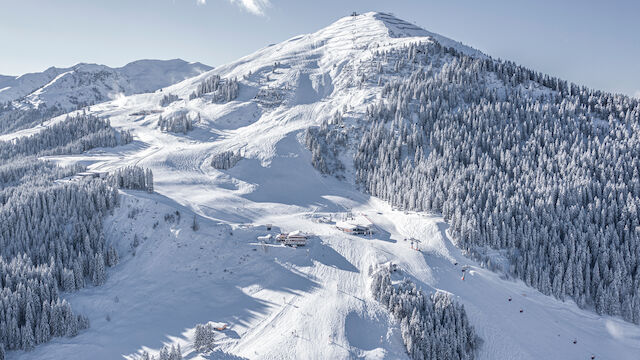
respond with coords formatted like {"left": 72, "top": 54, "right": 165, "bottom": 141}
{"left": 276, "top": 230, "right": 308, "bottom": 246}
{"left": 336, "top": 221, "right": 369, "bottom": 234}
{"left": 336, "top": 215, "right": 374, "bottom": 235}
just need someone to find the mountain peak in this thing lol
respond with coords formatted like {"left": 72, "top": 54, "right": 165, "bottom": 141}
{"left": 326, "top": 11, "right": 485, "bottom": 58}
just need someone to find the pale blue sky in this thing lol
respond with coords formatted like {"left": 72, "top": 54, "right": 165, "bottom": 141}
{"left": 1, "top": 0, "right": 638, "bottom": 96}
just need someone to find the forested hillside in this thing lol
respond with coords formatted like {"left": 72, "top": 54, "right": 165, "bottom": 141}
{"left": 308, "top": 40, "right": 640, "bottom": 323}
{"left": 0, "top": 114, "right": 151, "bottom": 353}
{"left": 0, "top": 114, "right": 132, "bottom": 158}
{"left": 0, "top": 104, "right": 67, "bottom": 135}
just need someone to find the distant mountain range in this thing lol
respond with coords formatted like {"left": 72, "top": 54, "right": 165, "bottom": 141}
{"left": 0, "top": 59, "right": 212, "bottom": 109}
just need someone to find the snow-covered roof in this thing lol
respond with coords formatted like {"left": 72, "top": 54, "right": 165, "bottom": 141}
{"left": 336, "top": 221, "right": 358, "bottom": 230}
{"left": 336, "top": 219, "right": 371, "bottom": 230}
{"left": 337, "top": 215, "right": 373, "bottom": 229}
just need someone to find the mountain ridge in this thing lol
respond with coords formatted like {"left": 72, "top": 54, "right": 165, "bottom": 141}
{"left": 0, "top": 59, "right": 212, "bottom": 107}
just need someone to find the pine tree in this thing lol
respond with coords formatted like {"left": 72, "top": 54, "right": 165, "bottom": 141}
{"left": 192, "top": 215, "right": 199, "bottom": 231}
{"left": 107, "top": 245, "right": 119, "bottom": 267}
{"left": 92, "top": 253, "right": 106, "bottom": 286}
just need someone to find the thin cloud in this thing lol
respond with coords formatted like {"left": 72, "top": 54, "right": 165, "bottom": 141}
{"left": 196, "top": 0, "right": 271, "bottom": 16}
{"left": 634, "top": 90, "right": 640, "bottom": 99}
{"left": 230, "top": 0, "right": 271, "bottom": 16}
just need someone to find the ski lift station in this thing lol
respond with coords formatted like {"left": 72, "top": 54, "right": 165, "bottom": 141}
{"left": 336, "top": 215, "right": 374, "bottom": 235}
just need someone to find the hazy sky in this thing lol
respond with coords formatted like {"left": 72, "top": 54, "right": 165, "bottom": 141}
{"left": 1, "top": 0, "right": 638, "bottom": 97}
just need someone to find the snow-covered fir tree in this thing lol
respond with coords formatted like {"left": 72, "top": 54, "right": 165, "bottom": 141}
{"left": 193, "top": 322, "right": 216, "bottom": 351}
{"left": 157, "top": 113, "right": 193, "bottom": 134}
{"left": 371, "top": 266, "right": 479, "bottom": 360}
{"left": 210, "top": 150, "right": 242, "bottom": 170}
{"left": 189, "top": 75, "right": 239, "bottom": 103}
{"left": 109, "top": 166, "right": 154, "bottom": 192}
{"left": 159, "top": 94, "right": 180, "bottom": 107}
{"left": 146, "top": 344, "right": 182, "bottom": 360}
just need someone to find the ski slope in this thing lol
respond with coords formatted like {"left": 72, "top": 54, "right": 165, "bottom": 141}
{"left": 6, "top": 11, "right": 640, "bottom": 360}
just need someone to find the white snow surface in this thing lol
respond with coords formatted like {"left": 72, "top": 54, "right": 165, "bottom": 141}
{"left": 7, "top": 11, "right": 640, "bottom": 360}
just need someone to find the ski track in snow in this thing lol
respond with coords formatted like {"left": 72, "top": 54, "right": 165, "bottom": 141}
{"left": 6, "top": 11, "right": 640, "bottom": 360}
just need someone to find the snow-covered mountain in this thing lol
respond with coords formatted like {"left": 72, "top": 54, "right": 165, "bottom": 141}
{"left": 0, "top": 59, "right": 212, "bottom": 108}
{"left": 2, "top": 11, "right": 640, "bottom": 360}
